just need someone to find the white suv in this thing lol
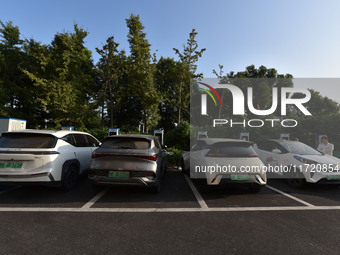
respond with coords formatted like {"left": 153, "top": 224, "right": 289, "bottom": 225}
{"left": 0, "top": 129, "right": 100, "bottom": 190}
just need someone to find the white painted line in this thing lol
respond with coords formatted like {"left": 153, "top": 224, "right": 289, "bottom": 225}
{"left": 1, "top": 206, "right": 340, "bottom": 213}
{"left": 81, "top": 188, "right": 109, "bottom": 209}
{"left": 184, "top": 175, "right": 208, "bottom": 209}
{"left": 266, "top": 185, "right": 315, "bottom": 207}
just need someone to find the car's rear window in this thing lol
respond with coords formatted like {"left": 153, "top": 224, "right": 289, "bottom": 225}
{"left": 101, "top": 137, "right": 150, "bottom": 150}
{"left": 207, "top": 142, "right": 257, "bottom": 157}
{"left": 0, "top": 133, "right": 56, "bottom": 148}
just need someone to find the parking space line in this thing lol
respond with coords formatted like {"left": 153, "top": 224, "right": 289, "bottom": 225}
{"left": 184, "top": 175, "right": 208, "bottom": 209}
{"left": 1, "top": 206, "right": 340, "bottom": 213}
{"left": 81, "top": 188, "right": 109, "bottom": 209}
{"left": 266, "top": 185, "right": 315, "bottom": 207}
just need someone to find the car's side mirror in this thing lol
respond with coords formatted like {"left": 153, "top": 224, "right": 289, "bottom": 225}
{"left": 272, "top": 148, "right": 282, "bottom": 154}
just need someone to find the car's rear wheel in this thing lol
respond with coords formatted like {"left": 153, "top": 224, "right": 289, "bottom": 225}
{"left": 151, "top": 179, "right": 161, "bottom": 193}
{"left": 181, "top": 159, "right": 188, "bottom": 175}
{"left": 90, "top": 179, "right": 103, "bottom": 191}
{"left": 287, "top": 178, "right": 306, "bottom": 188}
{"left": 249, "top": 183, "right": 262, "bottom": 193}
{"left": 61, "top": 165, "right": 79, "bottom": 191}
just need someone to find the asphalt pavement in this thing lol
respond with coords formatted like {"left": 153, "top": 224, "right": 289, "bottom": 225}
{"left": 0, "top": 169, "right": 340, "bottom": 255}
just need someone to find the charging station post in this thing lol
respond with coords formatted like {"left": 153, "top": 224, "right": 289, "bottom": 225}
{"left": 278, "top": 133, "right": 289, "bottom": 140}
{"left": 239, "top": 132, "right": 249, "bottom": 141}
{"left": 197, "top": 131, "right": 208, "bottom": 139}
{"left": 61, "top": 126, "right": 74, "bottom": 131}
{"left": 153, "top": 129, "right": 164, "bottom": 145}
{"left": 108, "top": 128, "right": 120, "bottom": 136}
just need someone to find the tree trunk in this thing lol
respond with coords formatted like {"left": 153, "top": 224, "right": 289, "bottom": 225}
{"left": 109, "top": 81, "right": 114, "bottom": 128}
{"left": 110, "top": 104, "right": 114, "bottom": 128}
{"left": 144, "top": 110, "right": 148, "bottom": 133}
{"left": 101, "top": 102, "right": 104, "bottom": 127}
{"left": 178, "top": 81, "right": 182, "bottom": 124}
{"left": 178, "top": 106, "right": 181, "bottom": 125}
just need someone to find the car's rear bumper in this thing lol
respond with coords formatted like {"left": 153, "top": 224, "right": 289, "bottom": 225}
{"left": 88, "top": 174, "right": 157, "bottom": 187}
{"left": 205, "top": 173, "right": 267, "bottom": 186}
{"left": 0, "top": 172, "right": 57, "bottom": 183}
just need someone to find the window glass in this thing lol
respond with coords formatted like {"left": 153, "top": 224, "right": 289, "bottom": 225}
{"left": 101, "top": 137, "right": 150, "bottom": 150}
{"left": 154, "top": 138, "right": 161, "bottom": 149}
{"left": 61, "top": 134, "right": 76, "bottom": 146}
{"left": 256, "top": 141, "right": 287, "bottom": 153}
{"left": 257, "top": 141, "right": 276, "bottom": 151}
{"left": 86, "top": 135, "right": 100, "bottom": 147}
{"left": 207, "top": 142, "right": 257, "bottom": 157}
{"left": 0, "top": 133, "right": 56, "bottom": 148}
{"left": 191, "top": 140, "right": 207, "bottom": 151}
{"left": 73, "top": 134, "right": 88, "bottom": 147}
{"left": 278, "top": 141, "right": 321, "bottom": 155}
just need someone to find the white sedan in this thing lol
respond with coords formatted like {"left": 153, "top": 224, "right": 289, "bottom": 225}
{"left": 182, "top": 138, "right": 267, "bottom": 193}
{"left": 0, "top": 130, "right": 100, "bottom": 190}
{"left": 253, "top": 139, "right": 340, "bottom": 187}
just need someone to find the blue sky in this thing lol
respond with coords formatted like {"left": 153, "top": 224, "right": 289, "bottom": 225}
{"left": 1, "top": 0, "right": 340, "bottom": 79}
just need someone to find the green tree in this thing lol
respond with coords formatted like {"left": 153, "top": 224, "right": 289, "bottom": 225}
{"left": 0, "top": 21, "right": 24, "bottom": 117}
{"left": 173, "top": 28, "right": 206, "bottom": 77}
{"left": 155, "top": 57, "right": 191, "bottom": 129}
{"left": 96, "top": 36, "right": 126, "bottom": 128}
{"left": 171, "top": 29, "right": 206, "bottom": 125}
{"left": 126, "top": 14, "right": 160, "bottom": 133}
{"left": 23, "top": 24, "right": 98, "bottom": 129}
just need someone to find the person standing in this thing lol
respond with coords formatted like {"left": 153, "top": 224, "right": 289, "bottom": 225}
{"left": 317, "top": 136, "right": 334, "bottom": 156}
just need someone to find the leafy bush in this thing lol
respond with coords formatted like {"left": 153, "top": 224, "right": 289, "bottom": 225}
{"left": 166, "top": 147, "right": 183, "bottom": 167}
{"left": 88, "top": 127, "right": 109, "bottom": 142}
{"left": 164, "top": 121, "right": 190, "bottom": 151}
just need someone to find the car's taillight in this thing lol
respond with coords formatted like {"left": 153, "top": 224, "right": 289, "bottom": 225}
{"left": 144, "top": 171, "right": 155, "bottom": 174}
{"left": 91, "top": 153, "right": 158, "bottom": 161}
{"left": 139, "top": 154, "right": 158, "bottom": 161}
{"left": 91, "top": 153, "right": 108, "bottom": 158}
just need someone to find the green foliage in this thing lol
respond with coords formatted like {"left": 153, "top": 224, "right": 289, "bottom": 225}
{"left": 166, "top": 147, "right": 183, "bottom": 167}
{"left": 87, "top": 127, "right": 109, "bottom": 142}
{"left": 171, "top": 29, "right": 206, "bottom": 125}
{"left": 20, "top": 24, "right": 98, "bottom": 129}
{"left": 155, "top": 57, "right": 191, "bottom": 130}
{"left": 164, "top": 121, "right": 190, "bottom": 150}
{"left": 173, "top": 29, "right": 206, "bottom": 77}
{"left": 96, "top": 36, "right": 126, "bottom": 128}
{"left": 0, "top": 17, "right": 206, "bottom": 139}
{"left": 126, "top": 14, "right": 160, "bottom": 132}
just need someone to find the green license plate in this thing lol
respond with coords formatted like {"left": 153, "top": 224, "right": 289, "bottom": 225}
{"left": 0, "top": 162, "right": 23, "bottom": 168}
{"left": 327, "top": 176, "right": 340, "bottom": 180}
{"left": 108, "top": 171, "right": 129, "bottom": 179}
{"left": 231, "top": 174, "right": 250, "bottom": 181}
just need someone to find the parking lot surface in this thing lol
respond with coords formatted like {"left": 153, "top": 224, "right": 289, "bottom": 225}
{"left": 1, "top": 168, "right": 340, "bottom": 254}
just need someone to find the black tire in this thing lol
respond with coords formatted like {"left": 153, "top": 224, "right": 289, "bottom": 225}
{"left": 61, "top": 164, "right": 79, "bottom": 191}
{"left": 249, "top": 184, "right": 262, "bottom": 193}
{"left": 90, "top": 179, "right": 103, "bottom": 192}
{"left": 181, "top": 159, "right": 188, "bottom": 175}
{"left": 196, "top": 178, "right": 211, "bottom": 193}
{"left": 287, "top": 178, "right": 306, "bottom": 188}
{"left": 162, "top": 160, "right": 167, "bottom": 176}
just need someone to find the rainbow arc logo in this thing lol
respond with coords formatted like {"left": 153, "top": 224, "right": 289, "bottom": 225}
{"left": 198, "top": 82, "right": 222, "bottom": 106}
